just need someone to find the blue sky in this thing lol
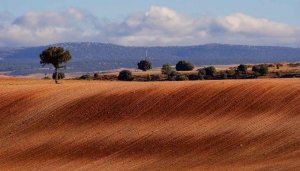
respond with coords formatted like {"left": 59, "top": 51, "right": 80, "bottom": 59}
{"left": 0, "top": 0, "right": 299, "bottom": 47}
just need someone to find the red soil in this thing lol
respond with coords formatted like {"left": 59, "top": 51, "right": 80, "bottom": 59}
{"left": 0, "top": 78, "right": 299, "bottom": 170}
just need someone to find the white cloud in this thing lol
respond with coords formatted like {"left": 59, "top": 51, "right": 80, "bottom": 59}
{"left": 216, "top": 13, "right": 295, "bottom": 37}
{"left": 0, "top": 6, "right": 299, "bottom": 47}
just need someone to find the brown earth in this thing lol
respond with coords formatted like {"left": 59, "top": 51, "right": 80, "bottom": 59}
{"left": 0, "top": 78, "right": 299, "bottom": 170}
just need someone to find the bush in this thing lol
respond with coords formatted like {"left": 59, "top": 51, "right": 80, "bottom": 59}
{"left": 221, "top": 72, "right": 228, "bottom": 79}
{"left": 166, "top": 70, "right": 178, "bottom": 80}
{"left": 43, "top": 76, "right": 51, "bottom": 80}
{"left": 198, "top": 74, "right": 205, "bottom": 80}
{"left": 118, "top": 70, "right": 134, "bottom": 81}
{"left": 198, "top": 68, "right": 206, "bottom": 76}
{"left": 79, "top": 74, "right": 93, "bottom": 80}
{"left": 94, "top": 73, "right": 99, "bottom": 79}
{"left": 175, "top": 74, "right": 188, "bottom": 81}
{"left": 188, "top": 74, "right": 199, "bottom": 80}
{"left": 169, "top": 70, "right": 178, "bottom": 77}
{"left": 276, "top": 72, "right": 281, "bottom": 78}
{"left": 176, "top": 60, "right": 194, "bottom": 71}
{"left": 252, "top": 64, "right": 269, "bottom": 76}
{"left": 225, "top": 69, "right": 236, "bottom": 77}
{"left": 204, "top": 66, "right": 217, "bottom": 77}
{"left": 259, "top": 64, "right": 269, "bottom": 76}
{"left": 161, "top": 64, "right": 173, "bottom": 75}
{"left": 237, "top": 64, "right": 248, "bottom": 73}
{"left": 150, "top": 75, "right": 162, "bottom": 81}
{"left": 137, "top": 60, "right": 152, "bottom": 71}
{"left": 52, "top": 72, "right": 65, "bottom": 80}
{"left": 252, "top": 65, "right": 260, "bottom": 73}
{"left": 43, "top": 74, "right": 51, "bottom": 80}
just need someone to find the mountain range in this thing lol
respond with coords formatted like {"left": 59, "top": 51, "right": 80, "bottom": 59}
{"left": 0, "top": 42, "right": 300, "bottom": 75}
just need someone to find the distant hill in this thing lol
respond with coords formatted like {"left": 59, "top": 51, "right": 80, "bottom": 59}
{"left": 0, "top": 42, "right": 300, "bottom": 75}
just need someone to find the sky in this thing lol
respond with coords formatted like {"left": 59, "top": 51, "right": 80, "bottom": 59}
{"left": 0, "top": 0, "right": 299, "bottom": 47}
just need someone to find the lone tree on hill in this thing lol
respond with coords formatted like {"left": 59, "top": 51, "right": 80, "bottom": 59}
{"left": 40, "top": 47, "right": 72, "bottom": 84}
{"left": 176, "top": 60, "right": 194, "bottom": 71}
{"left": 137, "top": 60, "right": 152, "bottom": 71}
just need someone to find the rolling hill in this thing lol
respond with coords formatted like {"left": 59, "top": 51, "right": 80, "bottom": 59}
{"left": 0, "top": 78, "right": 299, "bottom": 170}
{"left": 1, "top": 43, "right": 300, "bottom": 75}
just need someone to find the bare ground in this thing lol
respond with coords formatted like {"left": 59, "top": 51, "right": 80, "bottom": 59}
{"left": 0, "top": 78, "right": 299, "bottom": 170}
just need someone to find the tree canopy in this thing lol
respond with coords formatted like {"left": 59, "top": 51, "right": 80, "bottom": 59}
{"left": 204, "top": 66, "right": 217, "bottom": 77}
{"left": 161, "top": 64, "right": 173, "bottom": 76}
{"left": 40, "top": 47, "right": 72, "bottom": 83}
{"left": 252, "top": 64, "right": 269, "bottom": 76}
{"left": 118, "top": 70, "right": 134, "bottom": 81}
{"left": 237, "top": 64, "right": 248, "bottom": 73}
{"left": 176, "top": 60, "right": 194, "bottom": 71}
{"left": 137, "top": 60, "right": 152, "bottom": 71}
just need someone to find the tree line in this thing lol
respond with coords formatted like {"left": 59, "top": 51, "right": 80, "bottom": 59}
{"left": 39, "top": 47, "right": 270, "bottom": 83}
{"left": 118, "top": 59, "right": 269, "bottom": 81}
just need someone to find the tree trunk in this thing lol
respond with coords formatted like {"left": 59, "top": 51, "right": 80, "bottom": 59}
{"left": 55, "top": 68, "right": 58, "bottom": 84}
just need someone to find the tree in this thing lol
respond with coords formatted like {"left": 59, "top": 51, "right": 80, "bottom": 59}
{"left": 40, "top": 47, "right": 72, "bottom": 84}
{"left": 176, "top": 60, "right": 194, "bottom": 71}
{"left": 188, "top": 74, "right": 199, "bottom": 80}
{"left": 175, "top": 74, "right": 188, "bottom": 81}
{"left": 161, "top": 64, "right": 173, "bottom": 76}
{"left": 198, "top": 74, "right": 205, "bottom": 80}
{"left": 252, "top": 64, "right": 269, "bottom": 76}
{"left": 225, "top": 69, "right": 235, "bottom": 77}
{"left": 118, "top": 70, "right": 134, "bottom": 81}
{"left": 167, "top": 70, "right": 178, "bottom": 80}
{"left": 220, "top": 72, "right": 228, "bottom": 79}
{"left": 137, "top": 60, "right": 152, "bottom": 71}
{"left": 258, "top": 64, "right": 269, "bottom": 76}
{"left": 237, "top": 64, "right": 248, "bottom": 73}
{"left": 252, "top": 65, "right": 260, "bottom": 73}
{"left": 204, "top": 66, "right": 217, "bottom": 77}
{"left": 198, "top": 68, "right": 206, "bottom": 76}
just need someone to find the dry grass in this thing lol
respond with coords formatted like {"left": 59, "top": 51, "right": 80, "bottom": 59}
{"left": 0, "top": 77, "right": 299, "bottom": 170}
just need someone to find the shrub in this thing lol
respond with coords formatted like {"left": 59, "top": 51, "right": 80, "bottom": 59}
{"left": 198, "top": 74, "right": 205, "bottom": 80}
{"left": 150, "top": 75, "right": 162, "bottom": 81}
{"left": 43, "top": 76, "right": 51, "bottom": 80}
{"left": 252, "top": 65, "right": 260, "bottom": 73}
{"left": 225, "top": 69, "right": 235, "bottom": 77}
{"left": 259, "top": 64, "right": 269, "bottom": 76}
{"left": 137, "top": 60, "right": 152, "bottom": 71}
{"left": 52, "top": 72, "right": 65, "bottom": 80}
{"left": 43, "top": 74, "right": 51, "bottom": 80}
{"left": 221, "top": 72, "right": 228, "bottom": 79}
{"left": 252, "top": 64, "right": 269, "bottom": 76}
{"left": 94, "top": 73, "right": 99, "bottom": 79}
{"left": 161, "top": 64, "right": 173, "bottom": 76}
{"left": 188, "top": 74, "right": 199, "bottom": 80}
{"left": 79, "top": 74, "right": 93, "bottom": 80}
{"left": 276, "top": 72, "right": 281, "bottom": 78}
{"left": 118, "top": 70, "right": 134, "bottom": 81}
{"left": 164, "top": 70, "right": 178, "bottom": 80}
{"left": 204, "top": 66, "right": 217, "bottom": 77}
{"left": 176, "top": 60, "right": 194, "bottom": 71}
{"left": 169, "top": 70, "right": 178, "bottom": 77}
{"left": 198, "top": 68, "right": 206, "bottom": 76}
{"left": 175, "top": 74, "right": 188, "bottom": 81}
{"left": 237, "top": 64, "right": 248, "bottom": 73}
